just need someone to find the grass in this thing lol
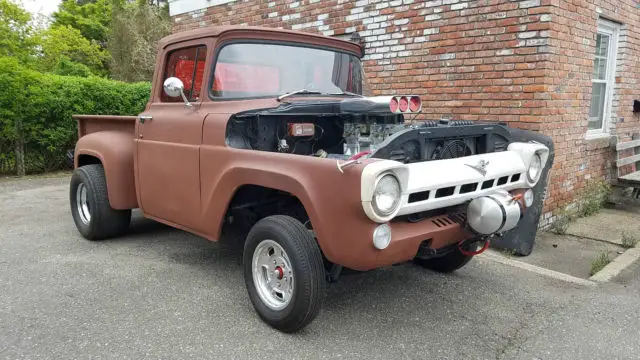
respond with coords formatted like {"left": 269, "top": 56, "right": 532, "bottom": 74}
{"left": 590, "top": 251, "right": 612, "bottom": 276}
{"left": 576, "top": 180, "right": 612, "bottom": 218}
{"left": 549, "top": 210, "right": 571, "bottom": 235}
{"left": 501, "top": 248, "right": 518, "bottom": 257}
{"left": 548, "top": 180, "right": 612, "bottom": 234}
{"left": 621, "top": 231, "right": 639, "bottom": 249}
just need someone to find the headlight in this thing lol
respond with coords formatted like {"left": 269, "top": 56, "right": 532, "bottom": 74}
{"left": 524, "top": 189, "right": 534, "bottom": 207}
{"left": 372, "top": 174, "right": 401, "bottom": 217}
{"left": 527, "top": 153, "right": 542, "bottom": 183}
{"left": 373, "top": 223, "right": 392, "bottom": 250}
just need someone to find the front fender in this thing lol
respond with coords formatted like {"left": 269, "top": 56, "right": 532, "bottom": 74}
{"left": 199, "top": 147, "right": 372, "bottom": 264}
{"left": 74, "top": 131, "right": 137, "bottom": 209}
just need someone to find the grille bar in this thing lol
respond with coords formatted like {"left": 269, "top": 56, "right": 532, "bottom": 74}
{"left": 408, "top": 173, "right": 523, "bottom": 203}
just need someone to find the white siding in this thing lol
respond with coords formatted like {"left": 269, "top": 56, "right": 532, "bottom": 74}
{"left": 169, "top": 0, "right": 235, "bottom": 16}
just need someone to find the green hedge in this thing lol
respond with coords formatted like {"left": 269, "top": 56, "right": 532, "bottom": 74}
{"left": 0, "top": 57, "right": 151, "bottom": 174}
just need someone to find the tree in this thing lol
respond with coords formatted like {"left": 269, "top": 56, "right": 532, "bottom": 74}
{"left": 38, "top": 24, "right": 108, "bottom": 75}
{"left": 108, "top": 0, "right": 170, "bottom": 82}
{"left": 51, "top": 0, "right": 111, "bottom": 46}
{"left": 0, "top": 0, "right": 36, "bottom": 63}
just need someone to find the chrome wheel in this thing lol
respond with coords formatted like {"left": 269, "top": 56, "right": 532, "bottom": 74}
{"left": 76, "top": 183, "right": 91, "bottom": 225}
{"left": 252, "top": 239, "right": 294, "bottom": 310}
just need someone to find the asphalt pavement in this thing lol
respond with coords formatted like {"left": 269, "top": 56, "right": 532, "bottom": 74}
{"left": 0, "top": 174, "right": 639, "bottom": 360}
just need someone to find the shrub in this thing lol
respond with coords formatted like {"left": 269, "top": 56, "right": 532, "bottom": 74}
{"left": 53, "top": 57, "right": 93, "bottom": 78}
{"left": 0, "top": 57, "right": 151, "bottom": 174}
{"left": 577, "top": 180, "right": 611, "bottom": 218}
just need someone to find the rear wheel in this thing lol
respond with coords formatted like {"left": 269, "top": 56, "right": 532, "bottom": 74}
{"left": 70, "top": 164, "right": 131, "bottom": 240}
{"left": 243, "top": 215, "right": 326, "bottom": 333}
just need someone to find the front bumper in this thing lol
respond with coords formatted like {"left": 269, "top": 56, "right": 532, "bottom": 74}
{"left": 337, "top": 188, "right": 529, "bottom": 271}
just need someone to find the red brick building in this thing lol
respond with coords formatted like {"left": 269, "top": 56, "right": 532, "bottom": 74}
{"left": 169, "top": 0, "right": 640, "bottom": 225}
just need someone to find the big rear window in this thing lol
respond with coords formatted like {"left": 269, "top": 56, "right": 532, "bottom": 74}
{"left": 210, "top": 43, "right": 364, "bottom": 99}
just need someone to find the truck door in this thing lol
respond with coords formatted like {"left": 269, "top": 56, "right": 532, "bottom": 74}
{"left": 135, "top": 41, "right": 210, "bottom": 230}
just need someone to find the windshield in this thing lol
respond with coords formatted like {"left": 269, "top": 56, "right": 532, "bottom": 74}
{"left": 210, "top": 43, "right": 368, "bottom": 99}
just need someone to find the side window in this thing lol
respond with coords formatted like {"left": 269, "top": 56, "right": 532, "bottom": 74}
{"left": 161, "top": 45, "right": 207, "bottom": 102}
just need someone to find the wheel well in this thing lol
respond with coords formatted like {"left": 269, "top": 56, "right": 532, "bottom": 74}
{"left": 225, "top": 185, "right": 310, "bottom": 229}
{"left": 77, "top": 154, "right": 102, "bottom": 167}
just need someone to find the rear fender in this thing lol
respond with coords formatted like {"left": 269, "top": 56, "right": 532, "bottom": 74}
{"left": 74, "top": 131, "right": 137, "bottom": 209}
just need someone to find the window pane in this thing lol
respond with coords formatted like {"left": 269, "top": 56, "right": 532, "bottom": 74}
{"left": 162, "top": 46, "right": 207, "bottom": 102}
{"left": 211, "top": 43, "right": 364, "bottom": 98}
{"left": 588, "top": 82, "right": 606, "bottom": 130}
{"left": 594, "top": 33, "right": 609, "bottom": 57}
{"left": 592, "top": 56, "right": 607, "bottom": 80}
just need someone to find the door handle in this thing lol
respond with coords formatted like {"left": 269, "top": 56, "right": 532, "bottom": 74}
{"left": 138, "top": 115, "right": 153, "bottom": 124}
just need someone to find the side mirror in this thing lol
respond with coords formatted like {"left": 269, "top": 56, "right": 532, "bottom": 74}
{"left": 163, "top": 77, "right": 192, "bottom": 107}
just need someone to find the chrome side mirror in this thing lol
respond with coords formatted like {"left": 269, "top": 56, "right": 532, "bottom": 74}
{"left": 163, "top": 77, "right": 192, "bottom": 107}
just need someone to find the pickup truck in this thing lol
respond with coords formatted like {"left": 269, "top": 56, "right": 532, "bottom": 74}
{"left": 70, "top": 25, "right": 550, "bottom": 332}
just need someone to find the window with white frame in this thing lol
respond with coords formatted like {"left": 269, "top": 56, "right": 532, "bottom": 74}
{"left": 587, "top": 19, "right": 620, "bottom": 135}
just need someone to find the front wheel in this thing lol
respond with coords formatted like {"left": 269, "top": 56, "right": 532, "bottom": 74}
{"left": 243, "top": 215, "right": 326, "bottom": 333}
{"left": 70, "top": 164, "right": 131, "bottom": 240}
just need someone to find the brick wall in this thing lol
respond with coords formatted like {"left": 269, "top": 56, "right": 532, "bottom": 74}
{"left": 172, "top": 0, "right": 640, "bottom": 220}
{"left": 172, "top": 0, "right": 553, "bottom": 128}
{"left": 539, "top": 0, "right": 640, "bottom": 225}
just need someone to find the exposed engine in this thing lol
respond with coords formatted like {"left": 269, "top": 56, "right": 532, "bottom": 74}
{"left": 225, "top": 98, "right": 512, "bottom": 163}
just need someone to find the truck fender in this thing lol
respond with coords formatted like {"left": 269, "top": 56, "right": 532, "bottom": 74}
{"left": 74, "top": 131, "right": 137, "bottom": 210}
{"left": 207, "top": 167, "right": 320, "bottom": 237}
{"left": 201, "top": 154, "right": 367, "bottom": 264}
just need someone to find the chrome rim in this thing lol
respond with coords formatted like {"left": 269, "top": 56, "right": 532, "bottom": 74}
{"left": 251, "top": 239, "right": 294, "bottom": 311}
{"left": 76, "top": 183, "right": 91, "bottom": 225}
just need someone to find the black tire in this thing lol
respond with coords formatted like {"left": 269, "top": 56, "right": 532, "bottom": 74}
{"left": 413, "top": 248, "right": 473, "bottom": 273}
{"left": 70, "top": 164, "right": 131, "bottom": 240}
{"left": 243, "top": 215, "right": 326, "bottom": 333}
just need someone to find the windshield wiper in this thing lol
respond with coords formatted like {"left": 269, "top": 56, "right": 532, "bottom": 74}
{"left": 277, "top": 89, "right": 323, "bottom": 102}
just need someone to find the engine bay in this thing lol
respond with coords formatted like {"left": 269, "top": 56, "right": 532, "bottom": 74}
{"left": 225, "top": 101, "right": 512, "bottom": 163}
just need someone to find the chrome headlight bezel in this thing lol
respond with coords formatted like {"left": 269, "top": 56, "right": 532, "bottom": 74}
{"left": 527, "top": 152, "right": 543, "bottom": 183}
{"left": 507, "top": 142, "right": 550, "bottom": 187}
{"left": 371, "top": 173, "right": 402, "bottom": 217}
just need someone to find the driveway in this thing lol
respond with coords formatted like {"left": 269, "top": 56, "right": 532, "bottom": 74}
{"left": 0, "top": 175, "right": 639, "bottom": 359}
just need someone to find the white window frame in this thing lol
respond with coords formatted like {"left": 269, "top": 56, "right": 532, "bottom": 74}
{"left": 587, "top": 19, "right": 620, "bottom": 139}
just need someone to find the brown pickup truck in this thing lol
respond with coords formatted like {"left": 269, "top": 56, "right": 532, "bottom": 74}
{"left": 70, "top": 26, "right": 550, "bottom": 332}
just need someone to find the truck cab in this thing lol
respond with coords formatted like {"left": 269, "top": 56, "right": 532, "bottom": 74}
{"left": 70, "top": 26, "right": 550, "bottom": 333}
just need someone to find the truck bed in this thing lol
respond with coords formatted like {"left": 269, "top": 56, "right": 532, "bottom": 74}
{"left": 73, "top": 115, "right": 137, "bottom": 139}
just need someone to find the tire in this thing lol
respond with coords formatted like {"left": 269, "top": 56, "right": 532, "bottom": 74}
{"left": 70, "top": 164, "right": 131, "bottom": 240}
{"left": 413, "top": 248, "right": 473, "bottom": 273}
{"left": 243, "top": 215, "right": 326, "bottom": 333}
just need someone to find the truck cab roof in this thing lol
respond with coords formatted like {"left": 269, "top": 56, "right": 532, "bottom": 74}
{"left": 158, "top": 25, "right": 364, "bottom": 57}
